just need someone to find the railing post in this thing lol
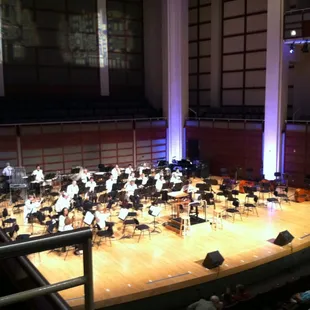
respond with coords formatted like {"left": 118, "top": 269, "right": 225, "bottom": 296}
{"left": 83, "top": 237, "right": 94, "bottom": 310}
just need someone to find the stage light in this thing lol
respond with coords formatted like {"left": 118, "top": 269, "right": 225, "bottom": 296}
{"left": 289, "top": 43, "right": 295, "bottom": 54}
{"left": 301, "top": 41, "right": 309, "bottom": 53}
{"left": 290, "top": 30, "right": 296, "bottom": 36}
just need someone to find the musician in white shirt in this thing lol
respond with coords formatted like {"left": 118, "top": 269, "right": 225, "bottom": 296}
{"left": 138, "top": 173, "right": 148, "bottom": 186}
{"left": 139, "top": 163, "right": 149, "bottom": 175}
{"left": 85, "top": 177, "right": 97, "bottom": 203}
{"left": 111, "top": 164, "right": 121, "bottom": 181}
{"left": 124, "top": 180, "right": 137, "bottom": 199}
{"left": 32, "top": 165, "right": 44, "bottom": 182}
{"left": 80, "top": 169, "right": 90, "bottom": 183}
{"left": 125, "top": 164, "right": 133, "bottom": 175}
{"left": 24, "top": 195, "right": 41, "bottom": 224}
{"left": 170, "top": 170, "right": 182, "bottom": 183}
{"left": 156, "top": 175, "right": 166, "bottom": 192}
{"left": 155, "top": 170, "right": 164, "bottom": 180}
{"left": 128, "top": 172, "right": 136, "bottom": 182}
{"left": 67, "top": 180, "right": 79, "bottom": 199}
{"left": 55, "top": 192, "right": 70, "bottom": 213}
{"left": 105, "top": 175, "right": 115, "bottom": 193}
{"left": 2, "top": 162, "right": 13, "bottom": 177}
{"left": 58, "top": 208, "right": 74, "bottom": 232}
{"left": 95, "top": 205, "right": 115, "bottom": 236}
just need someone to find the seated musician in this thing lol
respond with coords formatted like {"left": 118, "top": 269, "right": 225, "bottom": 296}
{"left": 24, "top": 194, "right": 41, "bottom": 224}
{"left": 155, "top": 170, "right": 164, "bottom": 180}
{"left": 170, "top": 170, "right": 182, "bottom": 183}
{"left": 182, "top": 180, "right": 196, "bottom": 198}
{"left": 111, "top": 164, "right": 121, "bottom": 181}
{"left": 67, "top": 180, "right": 79, "bottom": 200}
{"left": 82, "top": 196, "right": 94, "bottom": 213}
{"left": 55, "top": 191, "right": 71, "bottom": 213}
{"left": 95, "top": 205, "right": 115, "bottom": 237}
{"left": 85, "top": 177, "right": 97, "bottom": 203}
{"left": 106, "top": 194, "right": 115, "bottom": 210}
{"left": 139, "top": 162, "right": 149, "bottom": 175}
{"left": 125, "top": 164, "right": 133, "bottom": 175}
{"left": 138, "top": 173, "right": 148, "bottom": 186}
{"left": 128, "top": 172, "right": 136, "bottom": 182}
{"left": 58, "top": 208, "right": 74, "bottom": 232}
{"left": 80, "top": 169, "right": 90, "bottom": 184}
{"left": 124, "top": 180, "right": 138, "bottom": 201}
{"left": 156, "top": 175, "right": 166, "bottom": 192}
{"left": 105, "top": 174, "right": 116, "bottom": 193}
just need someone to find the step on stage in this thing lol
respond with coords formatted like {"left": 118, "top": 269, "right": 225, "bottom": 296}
{"left": 26, "top": 185, "right": 310, "bottom": 310}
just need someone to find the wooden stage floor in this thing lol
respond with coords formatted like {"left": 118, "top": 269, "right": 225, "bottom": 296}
{"left": 6, "top": 179, "right": 310, "bottom": 309}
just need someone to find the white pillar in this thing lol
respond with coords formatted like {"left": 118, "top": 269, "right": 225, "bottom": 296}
{"left": 0, "top": 0, "right": 5, "bottom": 96}
{"left": 210, "top": 0, "right": 222, "bottom": 108}
{"left": 97, "top": 0, "right": 109, "bottom": 96}
{"left": 263, "top": 0, "right": 288, "bottom": 180}
{"left": 162, "top": 0, "right": 189, "bottom": 162}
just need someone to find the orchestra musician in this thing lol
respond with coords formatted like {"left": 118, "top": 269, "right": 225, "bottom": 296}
{"left": 85, "top": 177, "right": 97, "bottom": 203}
{"left": 111, "top": 164, "right": 121, "bottom": 181}
{"left": 67, "top": 180, "right": 79, "bottom": 200}
{"left": 80, "top": 169, "right": 90, "bottom": 184}
{"left": 170, "top": 170, "right": 182, "bottom": 183}
{"left": 139, "top": 163, "right": 149, "bottom": 175}
{"left": 58, "top": 207, "right": 74, "bottom": 232}
{"left": 31, "top": 165, "right": 44, "bottom": 195}
{"left": 156, "top": 175, "right": 166, "bottom": 192}
{"left": 2, "top": 162, "right": 13, "bottom": 177}
{"left": 95, "top": 205, "right": 115, "bottom": 238}
{"left": 105, "top": 174, "right": 116, "bottom": 193}
{"left": 128, "top": 172, "right": 136, "bottom": 182}
{"left": 55, "top": 191, "right": 71, "bottom": 213}
{"left": 138, "top": 173, "right": 148, "bottom": 186}
{"left": 155, "top": 170, "right": 164, "bottom": 180}
{"left": 125, "top": 164, "right": 133, "bottom": 175}
{"left": 24, "top": 194, "right": 41, "bottom": 224}
{"left": 124, "top": 179, "right": 138, "bottom": 200}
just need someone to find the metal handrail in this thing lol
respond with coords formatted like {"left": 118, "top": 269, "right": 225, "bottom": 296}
{"left": 0, "top": 228, "right": 94, "bottom": 310}
{"left": 0, "top": 117, "right": 167, "bottom": 127}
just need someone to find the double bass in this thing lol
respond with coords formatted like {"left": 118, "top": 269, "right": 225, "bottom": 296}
{"left": 294, "top": 188, "right": 310, "bottom": 203}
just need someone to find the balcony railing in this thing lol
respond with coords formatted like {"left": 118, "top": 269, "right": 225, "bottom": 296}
{"left": 0, "top": 228, "right": 94, "bottom": 310}
{"left": 284, "top": 8, "right": 310, "bottom": 42}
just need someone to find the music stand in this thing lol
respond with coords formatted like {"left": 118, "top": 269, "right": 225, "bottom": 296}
{"left": 149, "top": 206, "right": 162, "bottom": 233}
{"left": 119, "top": 208, "right": 134, "bottom": 239}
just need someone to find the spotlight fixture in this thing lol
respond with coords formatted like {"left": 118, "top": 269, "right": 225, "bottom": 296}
{"left": 301, "top": 41, "right": 309, "bottom": 53}
{"left": 290, "top": 30, "right": 296, "bottom": 36}
{"left": 289, "top": 43, "right": 295, "bottom": 54}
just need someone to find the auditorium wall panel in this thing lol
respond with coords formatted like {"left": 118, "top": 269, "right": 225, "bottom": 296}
{"left": 0, "top": 126, "right": 18, "bottom": 169}
{"left": 284, "top": 123, "right": 308, "bottom": 187}
{"left": 186, "top": 120, "right": 263, "bottom": 178}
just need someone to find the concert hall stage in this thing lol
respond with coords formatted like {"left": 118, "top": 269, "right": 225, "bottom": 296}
{"left": 10, "top": 180, "right": 310, "bottom": 310}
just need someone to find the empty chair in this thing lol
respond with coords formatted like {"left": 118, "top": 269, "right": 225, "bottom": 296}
{"left": 225, "top": 200, "right": 243, "bottom": 222}
{"left": 243, "top": 195, "right": 259, "bottom": 217}
{"left": 132, "top": 218, "right": 151, "bottom": 242}
{"left": 266, "top": 192, "right": 282, "bottom": 210}
{"left": 274, "top": 188, "right": 290, "bottom": 204}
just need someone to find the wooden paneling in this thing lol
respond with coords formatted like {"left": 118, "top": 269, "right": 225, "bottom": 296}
{"left": 186, "top": 120, "right": 263, "bottom": 177}
{"left": 284, "top": 124, "right": 308, "bottom": 187}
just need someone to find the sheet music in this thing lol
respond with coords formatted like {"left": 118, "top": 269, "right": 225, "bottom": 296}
{"left": 150, "top": 206, "right": 161, "bottom": 217}
{"left": 118, "top": 208, "right": 129, "bottom": 221}
{"left": 84, "top": 211, "right": 95, "bottom": 225}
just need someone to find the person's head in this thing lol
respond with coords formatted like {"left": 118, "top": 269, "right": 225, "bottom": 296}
{"left": 36, "top": 165, "right": 40, "bottom": 170}
{"left": 176, "top": 168, "right": 180, "bottom": 173}
{"left": 72, "top": 180, "right": 77, "bottom": 186}
{"left": 90, "top": 177, "right": 94, "bottom": 182}
{"left": 62, "top": 208, "right": 69, "bottom": 216}
{"left": 6, "top": 162, "right": 10, "bottom": 167}
{"left": 128, "top": 164, "right": 132, "bottom": 168}
{"left": 109, "top": 174, "right": 113, "bottom": 180}
{"left": 97, "top": 204, "right": 104, "bottom": 212}
{"left": 159, "top": 175, "right": 164, "bottom": 181}
{"left": 107, "top": 194, "right": 112, "bottom": 200}
{"left": 28, "top": 194, "right": 34, "bottom": 201}
{"left": 210, "top": 296, "right": 221, "bottom": 308}
{"left": 130, "top": 172, "right": 135, "bottom": 177}
{"left": 115, "top": 164, "right": 119, "bottom": 169}
{"left": 83, "top": 168, "right": 88, "bottom": 174}
{"left": 130, "top": 180, "right": 135, "bottom": 185}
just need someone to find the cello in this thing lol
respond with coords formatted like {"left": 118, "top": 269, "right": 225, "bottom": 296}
{"left": 294, "top": 188, "right": 310, "bottom": 203}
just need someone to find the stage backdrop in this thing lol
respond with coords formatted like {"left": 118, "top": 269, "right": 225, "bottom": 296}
{"left": 186, "top": 119, "right": 263, "bottom": 178}
{"left": 0, "top": 119, "right": 166, "bottom": 174}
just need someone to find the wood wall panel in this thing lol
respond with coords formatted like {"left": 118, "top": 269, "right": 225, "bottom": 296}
{"left": 186, "top": 121, "right": 263, "bottom": 178}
